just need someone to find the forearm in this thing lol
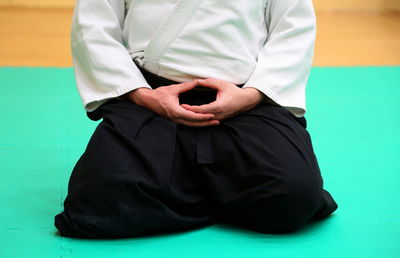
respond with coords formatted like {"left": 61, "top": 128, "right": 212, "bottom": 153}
{"left": 241, "top": 87, "right": 267, "bottom": 106}
{"left": 122, "top": 87, "right": 153, "bottom": 106}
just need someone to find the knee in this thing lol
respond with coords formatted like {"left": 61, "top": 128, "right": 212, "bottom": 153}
{"left": 54, "top": 212, "right": 101, "bottom": 238}
{"left": 247, "top": 177, "right": 323, "bottom": 234}
{"left": 55, "top": 209, "right": 136, "bottom": 239}
{"left": 249, "top": 201, "right": 307, "bottom": 234}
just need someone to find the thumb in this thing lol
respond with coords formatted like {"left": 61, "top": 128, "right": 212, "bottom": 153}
{"left": 173, "top": 80, "right": 198, "bottom": 94}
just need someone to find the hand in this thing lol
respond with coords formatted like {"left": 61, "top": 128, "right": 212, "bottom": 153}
{"left": 123, "top": 80, "right": 220, "bottom": 127}
{"left": 181, "top": 78, "right": 265, "bottom": 120}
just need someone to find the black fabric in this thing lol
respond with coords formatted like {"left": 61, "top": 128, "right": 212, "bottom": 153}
{"left": 55, "top": 70, "right": 338, "bottom": 238}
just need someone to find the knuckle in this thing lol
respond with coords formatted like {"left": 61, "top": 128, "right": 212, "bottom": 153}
{"left": 182, "top": 121, "right": 194, "bottom": 127}
{"left": 165, "top": 109, "right": 175, "bottom": 119}
{"left": 210, "top": 78, "right": 220, "bottom": 84}
{"left": 171, "top": 113, "right": 180, "bottom": 119}
{"left": 157, "top": 86, "right": 167, "bottom": 91}
{"left": 159, "top": 85, "right": 174, "bottom": 93}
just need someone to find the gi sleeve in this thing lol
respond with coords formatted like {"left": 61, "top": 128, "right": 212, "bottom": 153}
{"left": 71, "top": 0, "right": 151, "bottom": 112}
{"left": 243, "top": 0, "right": 316, "bottom": 117}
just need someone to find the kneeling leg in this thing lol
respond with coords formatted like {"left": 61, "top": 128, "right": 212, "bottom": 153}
{"left": 201, "top": 104, "right": 338, "bottom": 233}
{"left": 55, "top": 99, "right": 214, "bottom": 238}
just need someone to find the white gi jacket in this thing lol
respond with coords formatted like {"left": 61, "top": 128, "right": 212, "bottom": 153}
{"left": 71, "top": 0, "right": 316, "bottom": 117}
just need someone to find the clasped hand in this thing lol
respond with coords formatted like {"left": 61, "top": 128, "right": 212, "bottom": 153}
{"left": 124, "top": 78, "right": 265, "bottom": 127}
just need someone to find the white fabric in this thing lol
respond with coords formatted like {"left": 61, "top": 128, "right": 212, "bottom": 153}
{"left": 71, "top": 0, "right": 316, "bottom": 117}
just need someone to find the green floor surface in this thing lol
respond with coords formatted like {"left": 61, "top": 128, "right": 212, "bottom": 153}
{"left": 0, "top": 66, "right": 399, "bottom": 258}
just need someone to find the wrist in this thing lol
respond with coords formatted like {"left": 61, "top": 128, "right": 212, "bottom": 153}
{"left": 242, "top": 87, "right": 265, "bottom": 105}
{"left": 124, "top": 87, "right": 153, "bottom": 106}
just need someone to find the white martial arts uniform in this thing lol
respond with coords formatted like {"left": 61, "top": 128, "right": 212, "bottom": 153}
{"left": 71, "top": 0, "right": 316, "bottom": 117}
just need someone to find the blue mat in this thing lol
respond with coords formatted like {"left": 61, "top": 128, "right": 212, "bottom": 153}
{"left": 0, "top": 66, "right": 399, "bottom": 257}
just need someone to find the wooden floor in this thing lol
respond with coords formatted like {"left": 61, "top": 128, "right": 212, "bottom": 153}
{"left": 0, "top": 7, "right": 399, "bottom": 67}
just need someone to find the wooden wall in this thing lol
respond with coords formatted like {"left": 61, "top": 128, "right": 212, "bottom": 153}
{"left": 313, "top": 0, "right": 400, "bottom": 12}
{"left": 0, "top": 0, "right": 74, "bottom": 8}
{"left": 0, "top": 0, "right": 400, "bottom": 12}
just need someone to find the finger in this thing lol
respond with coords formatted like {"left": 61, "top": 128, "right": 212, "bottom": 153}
{"left": 174, "top": 106, "right": 216, "bottom": 121}
{"left": 182, "top": 104, "right": 231, "bottom": 121}
{"left": 175, "top": 118, "right": 220, "bottom": 127}
{"left": 181, "top": 102, "right": 221, "bottom": 114}
{"left": 172, "top": 80, "right": 198, "bottom": 94}
{"left": 197, "top": 78, "right": 224, "bottom": 90}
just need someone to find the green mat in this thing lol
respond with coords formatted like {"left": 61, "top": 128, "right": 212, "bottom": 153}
{"left": 0, "top": 66, "right": 399, "bottom": 258}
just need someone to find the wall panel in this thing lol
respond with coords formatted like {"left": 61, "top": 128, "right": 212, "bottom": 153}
{"left": 1, "top": 0, "right": 400, "bottom": 12}
{"left": 0, "top": 0, "right": 74, "bottom": 8}
{"left": 314, "top": 0, "right": 400, "bottom": 12}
